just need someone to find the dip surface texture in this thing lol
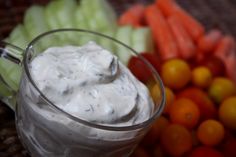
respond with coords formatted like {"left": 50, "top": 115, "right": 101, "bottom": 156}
{"left": 29, "top": 42, "right": 154, "bottom": 126}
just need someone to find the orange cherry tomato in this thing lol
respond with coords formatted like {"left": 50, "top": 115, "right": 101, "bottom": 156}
{"left": 142, "top": 116, "right": 169, "bottom": 146}
{"left": 161, "top": 59, "right": 191, "bottom": 89}
{"left": 197, "top": 119, "right": 225, "bottom": 146}
{"left": 208, "top": 77, "right": 236, "bottom": 104}
{"left": 177, "top": 87, "right": 217, "bottom": 120}
{"left": 219, "top": 96, "right": 236, "bottom": 130}
{"left": 161, "top": 124, "right": 192, "bottom": 156}
{"left": 192, "top": 66, "right": 213, "bottom": 88}
{"left": 169, "top": 98, "right": 200, "bottom": 129}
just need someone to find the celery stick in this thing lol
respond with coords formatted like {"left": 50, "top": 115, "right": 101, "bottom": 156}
{"left": 24, "top": 5, "right": 49, "bottom": 40}
{"left": 80, "top": 0, "right": 117, "bottom": 31}
{"left": 24, "top": 5, "right": 50, "bottom": 50}
{"left": 0, "top": 38, "right": 22, "bottom": 95}
{"left": 131, "top": 27, "right": 154, "bottom": 53}
{"left": 115, "top": 26, "right": 133, "bottom": 65}
{"left": 45, "top": 1, "right": 61, "bottom": 29}
{"left": 45, "top": 0, "right": 79, "bottom": 45}
{"left": 0, "top": 79, "right": 13, "bottom": 98}
{"left": 55, "top": 0, "right": 77, "bottom": 28}
{"left": 75, "top": 7, "right": 88, "bottom": 29}
{"left": 97, "top": 30, "right": 115, "bottom": 52}
{"left": 93, "top": 1, "right": 117, "bottom": 31}
{"left": 0, "top": 58, "right": 22, "bottom": 91}
{"left": 0, "top": 45, "right": 17, "bottom": 110}
{"left": 56, "top": 0, "right": 80, "bottom": 43}
{"left": 24, "top": 5, "right": 63, "bottom": 50}
{"left": 79, "top": 0, "right": 98, "bottom": 31}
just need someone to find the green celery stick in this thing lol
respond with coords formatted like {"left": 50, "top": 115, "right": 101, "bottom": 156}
{"left": 75, "top": 7, "right": 88, "bottom": 29}
{"left": 0, "top": 58, "right": 22, "bottom": 92}
{"left": 115, "top": 26, "right": 133, "bottom": 65}
{"left": 97, "top": 30, "right": 115, "bottom": 52}
{"left": 131, "top": 27, "right": 154, "bottom": 53}
{"left": 55, "top": 0, "right": 77, "bottom": 28}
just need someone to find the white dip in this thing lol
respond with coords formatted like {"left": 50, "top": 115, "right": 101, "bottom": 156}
{"left": 29, "top": 41, "right": 154, "bottom": 126}
{"left": 17, "top": 41, "right": 154, "bottom": 157}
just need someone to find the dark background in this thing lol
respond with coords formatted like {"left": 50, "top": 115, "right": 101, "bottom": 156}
{"left": 1, "top": 0, "right": 236, "bottom": 39}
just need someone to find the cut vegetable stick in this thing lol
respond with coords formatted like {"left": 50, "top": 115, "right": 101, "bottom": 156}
{"left": 75, "top": 8, "right": 88, "bottom": 29}
{"left": 115, "top": 26, "right": 133, "bottom": 65}
{"left": 80, "top": 0, "right": 117, "bottom": 31}
{"left": 0, "top": 58, "right": 22, "bottom": 91}
{"left": 24, "top": 5, "right": 49, "bottom": 40}
{"left": 145, "top": 5, "right": 179, "bottom": 60}
{"left": 45, "top": 1, "right": 61, "bottom": 29}
{"left": 156, "top": 0, "right": 205, "bottom": 41}
{"left": 214, "top": 36, "right": 236, "bottom": 83}
{"left": 214, "top": 36, "right": 235, "bottom": 58}
{"left": 97, "top": 30, "right": 115, "bottom": 52}
{"left": 131, "top": 27, "right": 154, "bottom": 53}
{"left": 167, "top": 15, "right": 196, "bottom": 60}
{"left": 118, "top": 4, "right": 145, "bottom": 27}
{"left": 198, "top": 29, "right": 223, "bottom": 53}
{"left": 156, "top": 0, "right": 176, "bottom": 16}
{"left": 55, "top": 0, "right": 77, "bottom": 28}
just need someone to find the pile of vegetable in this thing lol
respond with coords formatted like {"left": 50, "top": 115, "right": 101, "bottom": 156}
{"left": 1, "top": 0, "right": 236, "bottom": 156}
{"left": 0, "top": 0, "right": 154, "bottom": 109}
{"left": 120, "top": 0, "right": 236, "bottom": 156}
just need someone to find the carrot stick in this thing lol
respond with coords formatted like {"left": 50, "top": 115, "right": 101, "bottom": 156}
{"left": 118, "top": 4, "right": 145, "bottom": 28}
{"left": 156, "top": 0, "right": 205, "bottom": 41}
{"left": 167, "top": 15, "right": 196, "bottom": 60}
{"left": 214, "top": 36, "right": 235, "bottom": 58}
{"left": 156, "top": 0, "right": 176, "bottom": 16}
{"left": 214, "top": 36, "right": 236, "bottom": 83}
{"left": 198, "top": 29, "right": 223, "bottom": 53}
{"left": 145, "top": 5, "right": 179, "bottom": 60}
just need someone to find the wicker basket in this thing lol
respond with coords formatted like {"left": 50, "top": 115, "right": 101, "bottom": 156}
{"left": 1, "top": 0, "right": 236, "bottom": 156}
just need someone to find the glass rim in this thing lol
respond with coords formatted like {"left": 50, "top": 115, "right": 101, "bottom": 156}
{"left": 23, "top": 28, "right": 166, "bottom": 131}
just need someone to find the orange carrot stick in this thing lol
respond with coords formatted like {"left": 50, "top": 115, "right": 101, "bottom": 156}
{"left": 156, "top": 0, "right": 205, "bottom": 41}
{"left": 214, "top": 36, "right": 236, "bottom": 83}
{"left": 198, "top": 29, "right": 223, "bottom": 53}
{"left": 214, "top": 36, "right": 235, "bottom": 58}
{"left": 167, "top": 15, "right": 196, "bottom": 60}
{"left": 156, "top": 0, "right": 176, "bottom": 16}
{"left": 118, "top": 4, "right": 145, "bottom": 27}
{"left": 145, "top": 5, "right": 179, "bottom": 60}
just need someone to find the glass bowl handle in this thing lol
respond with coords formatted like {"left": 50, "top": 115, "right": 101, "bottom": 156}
{"left": 0, "top": 41, "right": 24, "bottom": 111}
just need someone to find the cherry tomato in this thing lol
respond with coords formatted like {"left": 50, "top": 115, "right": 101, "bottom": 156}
{"left": 169, "top": 98, "right": 200, "bottom": 129}
{"left": 197, "top": 119, "right": 225, "bottom": 146}
{"left": 189, "top": 146, "right": 224, "bottom": 157}
{"left": 161, "top": 124, "right": 192, "bottom": 156}
{"left": 128, "top": 53, "right": 160, "bottom": 83}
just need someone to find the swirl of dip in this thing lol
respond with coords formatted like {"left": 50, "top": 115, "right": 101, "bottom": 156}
{"left": 30, "top": 41, "right": 154, "bottom": 126}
